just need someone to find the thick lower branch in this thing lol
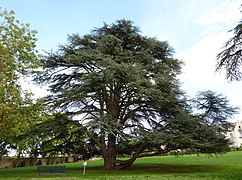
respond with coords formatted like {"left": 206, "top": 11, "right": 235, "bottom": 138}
{"left": 112, "top": 141, "right": 149, "bottom": 169}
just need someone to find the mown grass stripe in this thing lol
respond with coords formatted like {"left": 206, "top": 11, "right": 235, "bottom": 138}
{"left": 1, "top": 151, "right": 242, "bottom": 179}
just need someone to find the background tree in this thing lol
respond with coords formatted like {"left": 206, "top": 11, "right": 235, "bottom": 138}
{"left": 0, "top": 9, "right": 39, "bottom": 157}
{"left": 216, "top": 18, "right": 242, "bottom": 81}
{"left": 193, "top": 91, "right": 238, "bottom": 130}
{"left": 37, "top": 20, "right": 236, "bottom": 170}
{"left": 191, "top": 91, "right": 239, "bottom": 153}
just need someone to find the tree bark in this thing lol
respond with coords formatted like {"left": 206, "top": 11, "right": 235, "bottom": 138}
{"left": 103, "top": 134, "right": 116, "bottom": 170}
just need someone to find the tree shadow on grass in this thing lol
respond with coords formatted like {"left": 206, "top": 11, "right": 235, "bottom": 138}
{"left": 69, "top": 163, "right": 222, "bottom": 175}
{"left": 128, "top": 164, "right": 221, "bottom": 174}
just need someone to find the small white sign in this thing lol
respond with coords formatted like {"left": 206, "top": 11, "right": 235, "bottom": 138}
{"left": 83, "top": 161, "right": 87, "bottom": 175}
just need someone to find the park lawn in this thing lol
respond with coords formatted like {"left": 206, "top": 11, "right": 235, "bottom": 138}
{"left": 1, "top": 151, "right": 242, "bottom": 179}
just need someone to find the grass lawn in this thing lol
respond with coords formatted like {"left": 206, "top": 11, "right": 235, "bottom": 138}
{"left": 1, "top": 151, "right": 242, "bottom": 179}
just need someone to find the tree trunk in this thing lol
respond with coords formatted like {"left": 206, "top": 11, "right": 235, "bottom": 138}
{"left": 103, "top": 150, "right": 116, "bottom": 170}
{"left": 103, "top": 134, "right": 116, "bottom": 170}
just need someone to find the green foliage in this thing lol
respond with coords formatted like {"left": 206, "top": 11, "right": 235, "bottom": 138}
{"left": 21, "top": 113, "right": 100, "bottom": 159}
{"left": 216, "top": 16, "right": 242, "bottom": 81}
{"left": 193, "top": 90, "right": 238, "bottom": 130}
{"left": 0, "top": 8, "right": 39, "bottom": 156}
{"left": 35, "top": 19, "right": 236, "bottom": 169}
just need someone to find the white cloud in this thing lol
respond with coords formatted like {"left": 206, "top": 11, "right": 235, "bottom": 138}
{"left": 177, "top": 32, "right": 229, "bottom": 84}
{"left": 21, "top": 77, "right": 48, "bottom": 99}
{"left": 176, "top": 31, "right": 242, "bottom": 121}
{"left": 194, "top": 0, "right": 241, "bottom": 25}
{"left": 169, "top": 0, "right": 242, "bottom": 121}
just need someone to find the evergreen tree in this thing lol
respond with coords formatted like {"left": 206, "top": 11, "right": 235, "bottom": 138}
{"left": 216, "top": 15, "right": 242, "bottom": 81}
{"left": 37, "top": 20, "right": 236, "bottom": 169}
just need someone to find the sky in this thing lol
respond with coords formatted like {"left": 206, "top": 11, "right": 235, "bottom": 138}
{"left": 1, "top": 0, "right": 242, "bottom": 121}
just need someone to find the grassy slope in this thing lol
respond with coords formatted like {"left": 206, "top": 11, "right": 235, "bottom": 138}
{"left": 1, "top": 151, "right": 242, "bottom": 179}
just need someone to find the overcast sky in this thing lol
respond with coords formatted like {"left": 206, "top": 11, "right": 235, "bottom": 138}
{"left": 1, "top": 0, "right": 242, "bottom": 121}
